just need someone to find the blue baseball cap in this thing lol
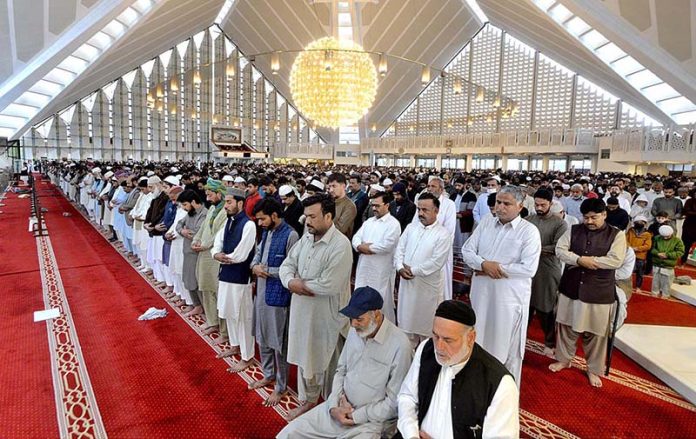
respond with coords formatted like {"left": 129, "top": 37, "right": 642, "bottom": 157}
{"left": 340, "top": 286, "right": 384, "bottom": 318}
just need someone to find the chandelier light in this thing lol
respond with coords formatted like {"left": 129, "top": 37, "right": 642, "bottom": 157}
{"left": 290, "top": 37, "right": 377, "bottom": 128}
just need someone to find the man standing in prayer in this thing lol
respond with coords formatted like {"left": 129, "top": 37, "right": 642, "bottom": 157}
{"left": 461, "top": 185, "right": 542, "bottom": 385}
{"left": 348, "top": 174, "right": 368, "bottom": 233}
{"left": 191, "top": 179, "right": 229, "bottom": 339}
{"left": 328, "top": 173, "right": 358, "bottom": 238}
{"left": 248, "top": 198, "right": 299, "bottom": 406}
{"left": 176, "top": 190, "right": 207, "bottom": 317}
{"left": 131, "top": 178, "right": 152, "bottom": 271}
{"left": 412, "top": 176, "right": 457, "bottom": 301}
{"left": 395, "top": 193, "right": 453, "bottom": 348}
{"left": 651, "top": 183, "right": 682, "bottom": 224}
{"left": 144, "top": 178, "right": 170, "bottom": 284}
{"left": 397, "top": 300, "right": 519, "bottom": 439}
{"left": 390, "top": 182, "right": 416, "bottom": 232}
{"left": 527, "top": 188, "right": 568, "bottom": 356}
{"left": 277, "top": 286, "right": 412, "bottom": 439}
{"left": 473, "top": 177, "right": 500, "bottom": 225}
{"left": 352, "top": 191, "right": 402, "bottom": 323}
{"left": 278, "top": 184, "right": 304, "bottom": 236}
{"left": 244, "top": 177, "right": 262, "bottom": 219}
{"left": 550, "top": 198, "right": 627, "bottom": 388}
{"left": 562, "top": 184, "right": 585, "bottom": 223}
{"left": 212, "top": 187, "right": 257, "bottom": 371}
{"left": 279, "top": 193, "right": 353, "bottom": 420}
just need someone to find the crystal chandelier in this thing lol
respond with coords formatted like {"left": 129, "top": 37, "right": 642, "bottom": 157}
{"left": 290, "top": 37, "right": 377, "bottom": 129}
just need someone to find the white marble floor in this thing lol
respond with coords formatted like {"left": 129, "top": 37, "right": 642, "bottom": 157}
{"left": 616, "top": 324, "right": 696, "bottom": 405}
{"left": 671, "top": 283, "right": 696, "bottom": 306}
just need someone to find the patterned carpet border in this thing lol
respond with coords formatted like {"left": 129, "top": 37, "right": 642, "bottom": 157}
{"left": 36, "top": 232, "right": 107, "bottom": 438}
{"left": 526, "top": 339, "right": 696, "bottom": 412}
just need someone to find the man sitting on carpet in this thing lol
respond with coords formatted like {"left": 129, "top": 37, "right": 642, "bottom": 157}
{"left": 396, "top": 300, "right": 519, "bottom": 439}
{"left": 277, "top": 286, "right": 412, "bottom": 439}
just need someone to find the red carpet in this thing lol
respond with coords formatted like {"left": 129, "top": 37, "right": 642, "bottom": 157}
{"left": 6, "top": 177, "right": 696, "bottom": 438}
{"left": 33, "top": 181, "right": 287, "bottom": 438}
{"left": 0, "top": 189, "right": 59, "bottom": 438}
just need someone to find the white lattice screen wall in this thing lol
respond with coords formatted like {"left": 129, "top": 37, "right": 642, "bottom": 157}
{"left": 534, "top": 55, "right": 573, "bottom": 129}
{"left": 470, "top": 26, "right": 501, "bottom": 134}
{"left": 387, "top": 23, "right": 660, "bottom": 140}
{"left": 443, "top": 45, "right": 470, "bottom": 136}
{"left": 25, "top": 26, "right": 320, "bottom": 160}
{"left": 574, "top": 77, "right": 617, "bottom": 133}
{"left": 419, "top": 77, "right": 442, "bottom": 136}
{"left": 500, "top": 35, "right": 534, "bottom": 132}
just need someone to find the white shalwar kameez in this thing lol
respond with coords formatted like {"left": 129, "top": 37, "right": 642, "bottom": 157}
{"left": 130, "top": 191, "right": 154, "bottom": 267}
{"left": 211, "top": 219, "right": 257, "bottom": 361}
{"left": 394, "top": 221, "right": 453, "bottom": 337}
{"left": 411, "top": 194, "right": 457, "bottom": 300}
{"left": 98, "top": 182, "right": 113, "bottom": 226}
{"left": 79, "top": 174, "right": 94, "bottom": 210}
{"left": 461, "top": 214, "right": 541, "bottom": 385}
{"left": 397, "top": 341, "right": 520, "bottom": 439}
{"left": 167, "top": 206, "right": 190, "bottom": 303}
{"left": 352, "top": 213, "right": 402, "bottom": 322}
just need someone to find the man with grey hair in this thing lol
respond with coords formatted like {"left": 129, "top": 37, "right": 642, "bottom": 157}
{"left": 461, "top": 185, "right": 542, "bottom": 385}
{"left": 562, "top": 183, "right": 585, "bottom": 223}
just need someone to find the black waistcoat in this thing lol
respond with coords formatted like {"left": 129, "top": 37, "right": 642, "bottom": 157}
{"left": 417, "top": 340, "right": 510, "bottom": 439}
{"left": 558, "top": 223, "right": 619, "bottom": 304}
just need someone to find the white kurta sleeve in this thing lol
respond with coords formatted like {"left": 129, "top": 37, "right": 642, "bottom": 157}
{"left": 461, "top": 219, "right": 486, "bottom": 271}
{"left": 411, "top": 229, "right": 452, "bottom": 278}
{"left": 225, "top": 221, "right": 257, "bottom": 263}
{"left": 279, "top": 236, "right": 301, "bottom": 289}
{"left": 351, "top": 223, "right": 365, "bottom": 251}
{"left": 500, "top": 225, "right": 541, "bottom": 278}
{"left": 397, "top": 341, "right": 426, "bottom": 439}
{"left": 393, "top": 225, "right": 410, "bottom": 271}
{"left": 368, "top": 220, "right": 401, "bottom": 254}
{"left": 211, "top": 225, "right": 225, "bottom": 256}
{"left": 482, "top": 375, "right": 520, "bottom": 439}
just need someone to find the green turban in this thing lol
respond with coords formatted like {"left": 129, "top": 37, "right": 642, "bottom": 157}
{"left": 204, "top": 178, "right": 225, "bottom": 194}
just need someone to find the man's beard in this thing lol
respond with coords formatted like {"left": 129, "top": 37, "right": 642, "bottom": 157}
{"left": 435, "top": 343, "right": 470, "bottom": 367}
{"left": 152, "top": 189, "right": 161, "bottom": 197}
{"left": 356, "top": 318, "right": 378, "bottom": 339}
{"left": 535, "top": 208, "right": 550, "bottom": 216}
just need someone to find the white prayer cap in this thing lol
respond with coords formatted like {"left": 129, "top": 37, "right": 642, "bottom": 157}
{"left": 526, "top": 176, "right": 532, "bottom": 181}
{"left": 375, "top": 171, "right": 382, "bottom": 178}
{"left": 279, "top": 185, "right": 294, "bottom": 197}
{"left": 222, "top": 175, "right": 235, "bottom": 182}
{"left": 234, "top": 176, "right": 246, "bottom": 184}
{"left": 370, "top": 183, "right": 385, "bottom": 192}
{"left": 659, "top": 225, "right": 674, "bottom": 237}
{"left": 561, "top": 184, "right": 570, "bottom": 190}
{"left": 92, "top": 167, "right": 101, "bottom": 174}
{"left": 634, "top": 215, "right": 648, "bottom": 223}
{"left": 552, "top": 179, "right": 561, "bottom": 184}
{"left": 164, "top": 175, "right": 179, "bottom": 186}
{"left": 382, "top": 178, "right": 393, "bottom": 186}
{"left": 170, "top": 166, "right": 179, "bottom": 172}
{"left": 550, "top": 200, "right": 564, "bottom": 214}
{"left": 176, "top": 174, "right": 182, "bottom": 180}
{"left": 636, "top": 194, "right": 648, "bottom": 203}
{"left": 325, "top": 171, "right": 333, "bottom": 176}
{"left": 428, "top": 175, "right": 442, "bottom": 183}
{"left": 580, "top": 176, "right": 590, "bottom": 181}
{"left": 106, "top": 166, "right": 112, "bottom": 170}
{"left": 138, "top": 176, "right": 148, "bottom": 182}
{"left": 147, "top": 176, "right": 161, "bottom": 185}
{"left": 104, "top": 171, "right": 114, "bottom": 179}
{"left": 147, "top": 171, "right": 155, "bottom": 177}
{"left": 588, "top": 183, "right": 594, "bottom": 191}
{"left": 308, "top": 180, "right": 325, "bottom": 191}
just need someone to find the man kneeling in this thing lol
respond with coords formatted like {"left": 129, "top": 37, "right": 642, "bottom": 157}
{"left": 277, "top": 286, "right": 413, "bottom": 438}
{"left": 397, "top": 300, "right": 519, "bottom": 439}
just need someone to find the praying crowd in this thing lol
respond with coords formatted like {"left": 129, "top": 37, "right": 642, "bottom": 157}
{"left": 45, "top": 159, "right": 696, "bottom": 439}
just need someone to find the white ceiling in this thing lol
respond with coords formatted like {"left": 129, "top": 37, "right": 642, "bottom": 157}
{"left": 3, "top": 0, "right": 696, "bottom": 140}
